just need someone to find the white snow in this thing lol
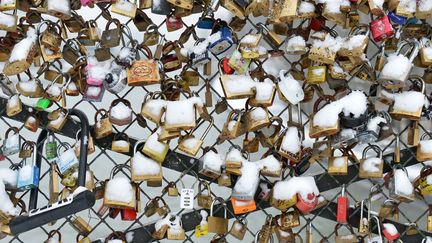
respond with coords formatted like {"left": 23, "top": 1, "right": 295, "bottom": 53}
{"left": 18, "top": 165, "right": 33, "bottom": 182}
{"left": 333, "top": 157, "right": 346, "bottom": 168}
{"left": 298, "top": 1, "right": 315, "bottom": 13}
{"left": 86, "top": 86, "right": 102, "bottom": 97}
{"left": 373, "top": 0, "right": 384, "bottom": 9}
{"left": 110, "top": 101, "right": 132, "bottom": 120}
{"left": 49, "top": 113, "right": 66, "bottom": 127}
{"left": 233, "top": 162, "right": 259, "bottom": 193}
{"left": 146, "top": 130, "right": 167, "bottom": 154}
{"left": 0, "top": 168, "right": 17, "bottom": 187}
{"left": 225, "top": 147, "right": 244, "bottom": 163}
{"left": 105, "top": 177, "right": 133, "bottom": 204}
{"left": 47, "top": 84, "right": 61, "bottom": 97}
{"left": 0, "top": 181, "right": 17, "bottom": 216}
{"left": 362, "top": 158, "right": 381, "bottom": 172}
{"left": 382, "top": 90, "right": 425, "bottom": 113}
{"left": 399, "top": 0, "right": 416, "bottom": 12}
{"left": 114, "top": 0, "right": 135, "bottom": 12}
{"left": 0, "top": 12, "right": 16, "bottom": 27}
{"left": 278, "top": 70, "right": 304, "bottom": 105}
{"left": 254, "top": 80, "right": 274, "bottom": 101}
{"left": 249, "top": 107, "right": 267, "bottom": 120}
{"left": 423, "top": 47, "right": 432, "bottom": 59}
{"left": 256, "top": 155, "right": 281, "bottom": 172}
{"left": 342, "top": 35, "right": 367, "bottom": 50}
{"left": 223, "top": 75, "right": 256, "bottom": 94}
{"left": 381, "top": 54, "right": 413, "bottom": 80}
{"left": 281, "top": 127, "right": 301, "bottom": 153}
{"left": 9, "top": 28, "right": 37, "bottom": 62}
{"left": 18, "top": 80, "right": 37, "bottom": 93}
{"left": 47, "top": 0, "right": 70, "bottom": 14}
{"left": 7, "top": 95, "right": 19, "bottom": 108}
{"left": 419, "top": 0, "right": 432, "bottom": 11}
{"left": 272, "top": 176, "right": 319, "bottom": 200}
{"left": 67, "top": 82, "right": 77, "bottom": 91}
{"left": 313, "top": 91, "right": 367, "bottom": 127}
{"left": 394, "top": 169, "right": 414, "bottom": 196}
{"left": 367, "top": 116, "right": 386, "bottom": 132}
{"left": 420, "top": 139, "right": 432, "bottom": 153}
{"left": 240, "top": 34, "right": 259, "bottom": 44}
{"left": 142, "top": 99, "right": 166, "bottom": 119}
{"left": 203, "top": 150, "right": 223, "bottom": 172}
{"left": 286, "top": 36, "right": 306, "bottom": 52}
{"left": 126, "top": 232, "right": 134, "bottom": 243}
{"left": 112, "top": 140, "right": 129, "bottom": 148}
{"left": 312, "top": 33, "right": 343, "bottom": 53}
{"left": 132, "top": 152, "right": 161, "bottom": 175}
{"left": 383, "top": 223, "right": 398, "bottom": 236}
{"left": 5, "top": 133, "right": 18, "bottom": 149}
{"left": 165, "top": 97, "right": 203, "bottom": 126}
{"left": 181, "top": 136, "right": 200, "bottom": 149}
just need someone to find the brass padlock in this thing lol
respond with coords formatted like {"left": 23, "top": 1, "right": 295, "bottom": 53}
{"left": 229, "top": 219, "right": 247, "bottom": 240}
{"left": 143, "top": 24, "right": 159, "bottom": 46}
{"left": 70, "top": 216, "right": 92, "bottom": 236}
{"left": 280, "top": 208, "right": 301, "bottom": 230}
{"left": 156, "top": 197, "right": 171, "bottom": 216}
{"left": 144, "top": 197, "right": 159, "bottom": 217}
{"left": 100, "top": 19, "right": 121, "bottom": 48}
{"left": 197, "top": 181, "right": 212, "bottom": 209}
{"left": 46, "top": 108, "right": 68, "bottom": 132}
{"left": 258, "top": 215, "right": 274, "bottom": 243}
{"left": 162, "top": 181, "right": 179, "bottom": 196}
{"left": 94, "top": 109, "right": 113, "bottom": 139}
{"left": 112, "top": 0, "right": 137, "bottom": 18}
{"left": 208, "top": 197, "right": 228, "bottom": 234}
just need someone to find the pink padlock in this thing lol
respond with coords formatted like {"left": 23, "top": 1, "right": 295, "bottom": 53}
{"left": 295, "top": 192, "right": 318, "bottom": 213}
{"left": 80, "top": 0, "right": 94, "bottom": 7}
{"left": 85, "top": 64, "right": 103, "bottom": 86}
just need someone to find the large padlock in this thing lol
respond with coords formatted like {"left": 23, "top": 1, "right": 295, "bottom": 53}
{"left": 142, "top": 130, "right": 169, "bottom": 163}
{"left": 127, "top": 45, "right": 160, "bottom": 86}
{"left": 359, "top": 145, "right": 383, "bottom": 179}
{"left": 388, "top": 166, "right": 415, "bottom": 202}
{"left": 103, "top": 165, "right": 136, "bottom": 209}
{"left": 56, "top": 143, "right": 79, "bottom": 176}
{"left": 370, "top": 15, "right": 394, "bottom": 42}
{"left": 131, "top": 140, "right": 162, "bottom": 182}
{"left": 197, "top": 181, "right": 212, "bottom": 209}
{"left": 112, "top": 0, "right": 137, "bottom": 18}
{"left": 208, "top": 197, "right": 228, "bottom": 234}
{"left": 108, "top": 98, "right": 133, "bottom": 126}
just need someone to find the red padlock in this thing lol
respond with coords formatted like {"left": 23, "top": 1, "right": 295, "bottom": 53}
{"left": 296, "top": 192, "right": 318, "bottom": 213}
{"left": 221, "top": 57, "right": 235, "bottom": 74}
{"left": 382, "top": 223, "right": 400, "bottom": 241}
{"left": 310, "top": 16, "right": 326, "bottom": 31}
{"left": 336, "top": 184, "right": 348, "bottom": 223}
{"left": 370, "top": 15, "right": 394, "bottom": 42}
{"left": 166, "top": 15, "right": 183, "bottom": 32}
{"left": 121, "top": 208, "right": 137, "bottom": 221}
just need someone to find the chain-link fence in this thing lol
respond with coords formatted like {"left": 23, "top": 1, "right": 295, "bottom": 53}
{"left": 0, "top": 1, "right": 432, "bottom": 242}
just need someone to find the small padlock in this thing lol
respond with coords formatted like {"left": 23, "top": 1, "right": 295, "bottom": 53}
{"left": 336, "top": 184, "right": 348, "bottom": 223}
{"left": 208, "top": 197, "right": 228, "bottom": 234}
{"left": 229, "top": 219, "right": 247, "bottom": 240}
{"left": 197, "top": 181, "right": 213, "bottom": 209}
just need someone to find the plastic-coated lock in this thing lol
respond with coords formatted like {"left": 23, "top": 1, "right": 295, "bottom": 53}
{"left": 388, "top": 12, "right": 407, "bottom": 25}
{"left": 336, "top": 184, "right": 348, "bottom": 223}
{"left": 121, "top": 208, "right": 137, "bottom": 221}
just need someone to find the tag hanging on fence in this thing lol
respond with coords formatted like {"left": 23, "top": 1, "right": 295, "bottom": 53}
{"left": 180, "top": 188, "right": 194, "bottom": 209}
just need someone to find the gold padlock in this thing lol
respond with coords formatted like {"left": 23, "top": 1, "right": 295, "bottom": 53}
{"left": 112, "top": 0, "right": 137, "bottom": 18}
{"left": 178, "top": 118, "right": 213, "bottom": 157}
{"left": 94, "top": 109, "right": 113, "bottom": 139}
{"left": 229, "top": 219, "right": 247, "bottom": 240}
{"left": 197, "top": 181, "right": 213, "bottom": 209}
{"left": 70, "top": 216, "right": 92, "bottom": 236}
{"left": 327, "top": 150, "right": 348, "bottom": 175}
{"left": 208, "top": 197, "right": 228, "bottom": 234}
{"left": 131, "top": 140, "right": 163, "bottom": 182}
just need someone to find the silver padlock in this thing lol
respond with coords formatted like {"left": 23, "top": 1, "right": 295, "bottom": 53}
{"left": 56, "top": 142, "right": 79, "bottom": 176}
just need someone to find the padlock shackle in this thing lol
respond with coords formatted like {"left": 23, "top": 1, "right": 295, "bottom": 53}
{"left": 210, "top": 197, "right": 226, "bottom": 218}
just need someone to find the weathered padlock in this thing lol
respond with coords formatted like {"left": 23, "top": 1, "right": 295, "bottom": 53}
{"left": 3, "top": 127, "right": 21, "bottom": 156}
{"left": 208, "top": 197, "right": 228, "bottom": 234}
{"left": 229, "top": 219, "right": 247, "bottom": 240}
{"left": 335, "top": 223, "right": 358, "bottom": 243}
{"left": 112, "top": 0, "right": 137, "bottom": 18}
{"left": 100, "top": 19, "right": 122, "bottom": 48}
{"left": 327, "top": 149, "right": 348, "bottom": 175}
{"left": 197, "top": 181, "right": 212, "bottom": 209}
{"left": 94, "top": 108, "right": 113, "bottom": 139}
{"left": 17, "top": 142, "right": 39, "bottom": 190}
{"left": 127, "top": 45, "right": 160, "bottom": 86}
{"left": 280, "top": 208, "right": 301, "bottom": 230}
{"left": 370, "top": 15, "right": 394, "bottom": 42}
{"left": 130, "top": 139, "right": 162, "bottom": 182}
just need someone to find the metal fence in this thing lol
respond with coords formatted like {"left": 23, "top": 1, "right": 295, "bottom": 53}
{"left": 0, "top": 1, "right": 431, "bottom": 242}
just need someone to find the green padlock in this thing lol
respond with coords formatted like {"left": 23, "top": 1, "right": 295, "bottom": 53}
{"left": 45, "top": 133, "right": 58, "bottom": 160}
{"left": 34, "top": 98, "right": 52, "bottom": 110}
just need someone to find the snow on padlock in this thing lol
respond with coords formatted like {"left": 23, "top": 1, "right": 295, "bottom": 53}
{"left": 46, "top": 0, "right": 71, "bottom": 19}
{"left": 17, "top": 142, "right": 39, "bottom": 190}
{"left": 131, "top": 140, "right": 162, "bottom": 182}
{"left": 103, "top": 166, "right": 136, "bottom": 209}
{"left": 379, "top": 40, "right": 419, "bottom": 88}
{"left": 2, "top": 127, "right": 20, "bottom": 156}
{"left": 140, "top": 92, "right": 167, "bottom": 125}
{"left": 164, "top": 95, "right": 203, "bottom": 131}
{"left": 199, "top": 148, "right": 223, "bottom": 179}
{"left": 388, "top": 167, "right": 415, "bottom": 202}
{"left": 208, "top": 25, "right": 233, "bottom": 56}
{"left": 231, "top": 162, "right": 260, "bottom": 201}
{"left": 383, "top": 223, "right": 400, "bottom": 241}
{"left": 278, "top": 70, "right": 304, "bottom": 105}
{"left": 56, "top": 143, "right": 79, "bottom": 175}
{"left": 108, "top": 98, "right": 132, "bottom": 126}
{"left": 142, "top": 130, "right": 169, "bottom": 163}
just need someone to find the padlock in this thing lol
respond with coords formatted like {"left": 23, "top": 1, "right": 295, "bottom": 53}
{"left": 105, "top": 231, "right": 126, "bottom": 243}
{"left": 370, "top": 15, "right": 394, "bottom": 42}
{"left": 108, "top": 98, "right": 133, "bottom": 126}
{"left": 280, "top": 208, "right": 301, "bottom": 230}
{"left": 379, "top": 40, "right": 419, "bottom": 88}
{"left": 121, "top": 208, "right": 137, "bottom": 221}
{"left": 208, "top": 197, "right": 228, "bottom": 234}
{"left": 258, "top": 215, "right": 274, "bottom": 243}
{"left": 162, "top": 181, "right": 179, "bottom": 196}
{"left": 156, "top": 197, "right": 171, "bottom": 216}
{"left": 227, "top": 49, "right": 251, "bottom": 74}
{"left": 328, "top": 150, "right": 348, "bottom": 175}
{"left": 46, "top": 108, "right": 69, "bottom": 132}
{"left": 6, "top": 94, "right": 22, "bottom": 117}
{"left": 335, "top": 223, "right": 358, "bottom": 243}
{"left": 229, "top": 219, "right": 247, "bottom": 240}
{"left": 46, "top": 0, "right": 71, "bottom": 19}
{"left": 338, "top": 25, "right": 369, "bottom": 57}
{"left": 143, "top": 24, "right": 159, "bottom": 46}
{"left": 140, "top": 92, "right": 166, "bottom": 125}
{"left": 196, "top": 181, "right": 212, "bottom": 209}
{"left": 270, "top": 185, "right": 297, "bottom": 211}
{"left": 111, "top": 132, "right": 130, "bottom": 153}
{"left": 417, "top": 133, "right": 432, "bottom": 161}
{"left": 127, "top": 45, "right": 160, "bottom": 86}
{"left": 56, "top": 142, "right": 79, "bottom": 176}
{"left": 142, "top": 130, "right": 169, "bottom": 163}
{"left": 3, "top": 28, "right": 37, "bottom": 76}
{"left": 94, "top": 109, "right": 113, "bottom": 139}
{"left": 100, "top": 19, "right": 122, "bottom": 48}
{"left": 208, "top": 21, "right": 233, "bottom": 55}
{"left": 382, "top": 223, "right": 400, "bottom": 241}
{"left": 309, "top": 96, "right": 340, "bottom": 138}
{"left": 163, "top": 90, "right": 201, "bottom": 131}
{"left": 296, "top": 191, "right": 318, "bottom": 214}
{"left": 359, "top": 145, "right": 383, "bottom": 179}
{"left": 220, "top": 72, "right": 255, "bottom": 100}
{"left": 44, "top": 230, "right": 62, "bottom": 243}
{"left": 70, "top": 216, "right": 92, "bottom": 236}
{"left": 221, "top": 0, "right": 245, "bottom": 18}
{"left": 103, "top": 165, "right": 136, "bottom": 209}
{"left": 218, "top": 110, "right": 247, "bottom": 142}
{"left": 17, "top": 142, "right": 39, "bottom": 190}
{"left": 307, "top": 65, "right": 327, "bottom": 84}
{"left": 388, "top": 76, "right": 425, "bottom": 120}
{"left": 336, "top": 184, "right": 348, "bottom": 223}
{"left": 358, "top": 200, "right": 369, "bottom": 235}
{"left": 278, "top": 126, "right": 302, "bottom": 162}
{"left": 167, "top": 215, "right": 186, "bottom": 240}
{"left": 131, "top": 139, "right": 162, "bottom": 182}
{"left": 166, "top": 15, "right": 183, "bottom": 32}
{"left": 258, "top": 23, "right": 284, "bottom": 47}
{"left": 3, "top": 127, "right": 21, "bottom": 156}
{"left": 112, "top": 0, "right": 137, "bottom": 18}
{"left": 143, "top": 197, "right": 159, "bottom": 217}
{"left": 413, "top": 166, "right": 432, "bottom": 204}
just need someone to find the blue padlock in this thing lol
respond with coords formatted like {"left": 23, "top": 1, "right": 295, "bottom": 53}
{"left": 388, "top": 12, "right": 407, "bottom": 25}
{"left": 208, "top": 26, "right": 233, "bottom": 55}
{"left": 17, "top": 142, "right": 39, "bottom": 190}
{"left": 197, "top": 15, "right": 215, "bottom": 30}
